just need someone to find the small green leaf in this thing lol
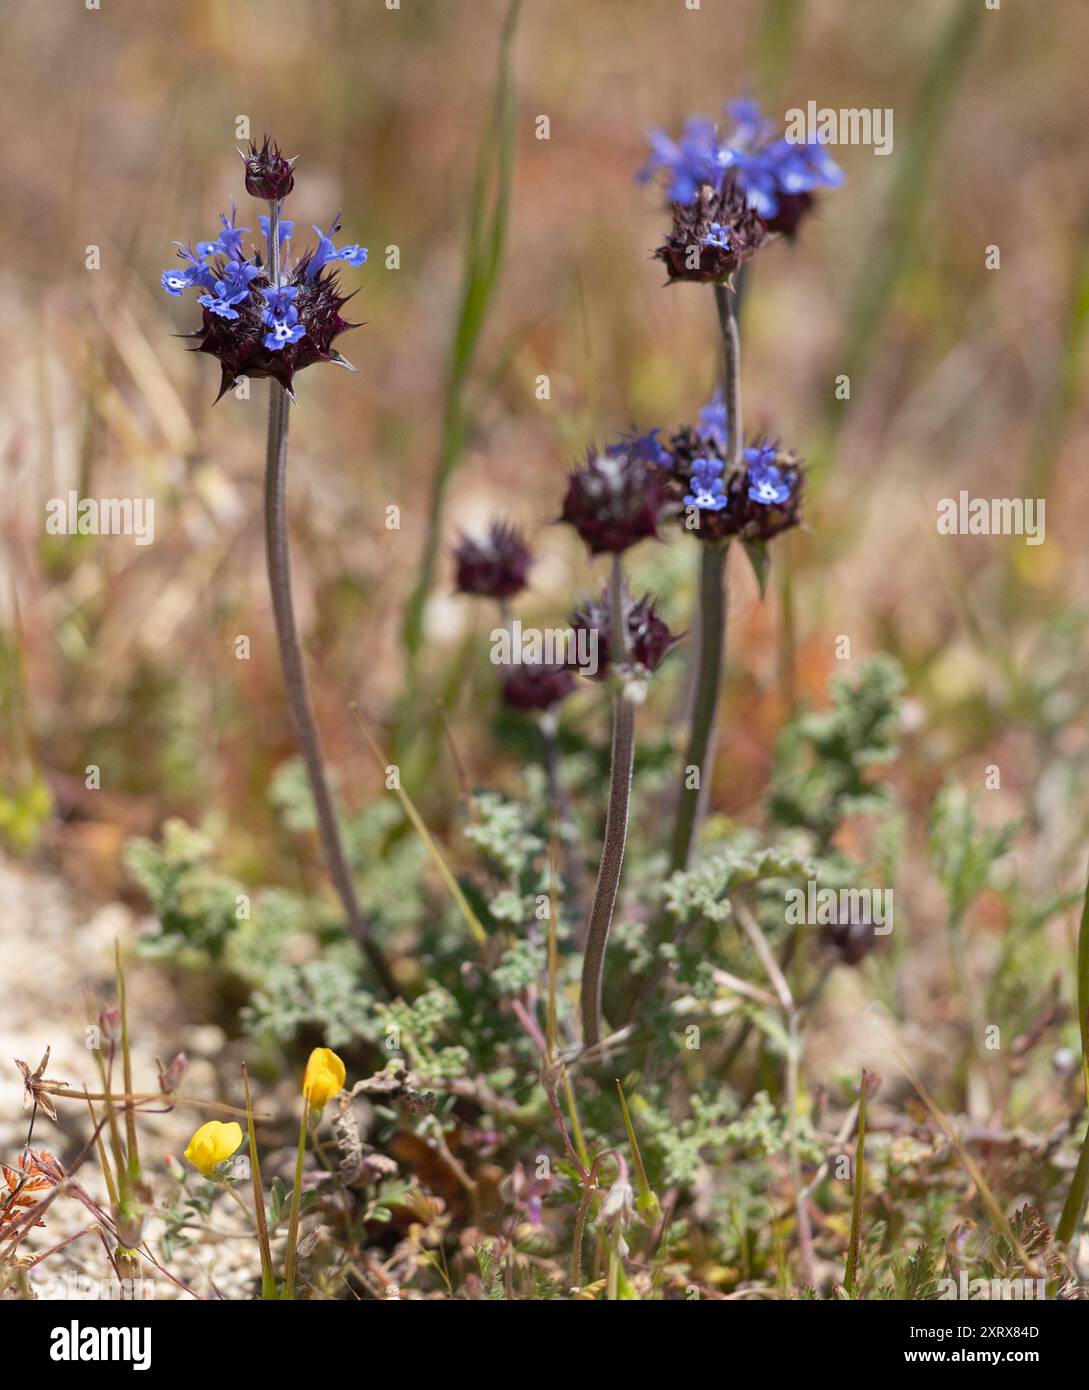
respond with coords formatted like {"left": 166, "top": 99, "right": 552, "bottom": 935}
{"left": 742, "top": 539, "right": 771, "bottom": 596}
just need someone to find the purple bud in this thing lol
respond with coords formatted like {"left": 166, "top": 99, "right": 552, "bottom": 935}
{"left": 569, "top": 590, "right": 680, "bottom": 678}
{"left": 242, "top": 135, "right": 297, "bottom": 201}
{"left": 99, "top": 1007, "right": 122, "bottom": 1044}
{"left": 560, "top": 447, "right": 668, "bottom": 555}
{"left": 158, "top": 1052, "right": 189, "bottom": 1094}
{"left": 453, "top": 522, "right": 533, "bottom": 600}
{"left": 500, "top": 662, "right": 576, "bottom": 712}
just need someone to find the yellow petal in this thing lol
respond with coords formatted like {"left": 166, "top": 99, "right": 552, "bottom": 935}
{"left": 302, "top": 1047, "right": 346, "bottom": 1110}
{"left": 184, "top": 1120, "right": 243, "bottom": 1177}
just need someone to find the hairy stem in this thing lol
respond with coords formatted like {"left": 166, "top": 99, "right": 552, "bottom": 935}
{"left": 581, "top": 557, "right": 635, "bottom": 1049}
{"left": 281, "top": 1102, "right": 308, "bottom": 1300}
{"left": 264, "top": 383, "right": 396, "bottom": 996}
{"left": 668, "top": 282, "right": 741, "bottom": 874}
{"left": 669, "top": 543, "right": 728, "bottom": 873}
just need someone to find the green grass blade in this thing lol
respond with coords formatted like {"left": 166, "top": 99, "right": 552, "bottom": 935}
{"left": 844, "top": 1069, "right": 869, "bottom": 1296}
{"left": 822, "top": 0, "right": 984, "bottom": 455}
{"left": 400, "top": 0, "right": 522, "bottom": 672}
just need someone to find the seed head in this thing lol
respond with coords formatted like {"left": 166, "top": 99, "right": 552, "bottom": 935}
{"left": 560, "top": 445, "right": 669, "bottom": 555}
{"left": 241, "top": 135, "right": 298, "bottom": 201}
{"left": 453, "top": 521, "right": 533, "bottom": 600}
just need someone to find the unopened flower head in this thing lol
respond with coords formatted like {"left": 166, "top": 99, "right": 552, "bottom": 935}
{"left": 158, "top": 1052, "right": 189, "bottom": 1094}
{"left": 569, "top": 589, "right": 680, "bottom": 679}
{"left": 303, "top": 1046, "right": 346, "bottom": 1111}
{"left": 241, "top": 134, "right": 298, "bottom": 201}
{"left": 654, "top": 176, "right": 767, "bottom": 285}
{"left": 160, "top": 142, "right": 368, "bottom": 399}
{"left": 500, "top": 661, "right": 577, "bottom": 712}
{"left": 560, "top": 445, "right": 669, "bottom": 555}
{"left": 453, "top": 521, "right": 533, "bottom": 600}
{"left": 183, "top": 1120, "right": 243, "bottom": 1179}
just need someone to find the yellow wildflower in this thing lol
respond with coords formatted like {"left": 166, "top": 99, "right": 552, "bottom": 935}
{"left": 184, "top": 1120, "right": 243, "bottom": 1178}
{"left": 303, "top": 1047, "right": 346, "bottom": 1111}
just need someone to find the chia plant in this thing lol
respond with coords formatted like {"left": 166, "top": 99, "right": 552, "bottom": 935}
{"left": 160, "top": 137, "right": 394, "bottom": 994}
{"left": 638, "top": 96, "right": 840, "bottom": 877}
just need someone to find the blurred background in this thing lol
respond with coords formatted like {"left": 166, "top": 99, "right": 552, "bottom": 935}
{"left": 2, "top": 0, "right": 1089, "bottom": 1114}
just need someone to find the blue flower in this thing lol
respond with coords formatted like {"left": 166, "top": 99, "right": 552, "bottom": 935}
{"left": 307, "top": 218, "right": 369, "bottom": 279}
{"left": 214, "top": 203, "right": 249, "bottom": 260}
{"left": 703, "top": 221, "right": 731, "bottom": 251}
{"left": 698, "top": 389, "right": 729, "bottom": 451}
{"left": 638, "top": 118, "right": 724, "bottom": 204}
{"left": 258, "top": 215, "right": 294, "bottom": 243}
{"left": 262, "top": 304, "right": 306, "bottom": 352}
{"left": 745, "top": 446, "right": 792, "bottom": 506}
{"left": 638, "top": 96, "right": 844, "bottom": 224}
{"left": 161, "top": 270, "right": 193, "bottom": 296}
{"left": 721, "top": 102, "right": 843, "bottom": 220}
{"left": 684, "top": 456, "right": 728, "bottom": 512}
{"left": 619, "top": 428, "right": 672, "bottom": 469}
{"left": 263, "top": 284, "right": 298, "bottom": 318}
{"left": 198, "top": 277, "right": 252, "bottom": 321}
{"left": 221, "top": 259, "right": 261, "bottom": 292}
{"left": 161, "top": 244, "right": 218, "bottom": 296}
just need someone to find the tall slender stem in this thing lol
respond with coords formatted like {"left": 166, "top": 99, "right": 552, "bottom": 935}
{"left": 263, "top": 211, "right": 395, "bottom": 994}
{"left": 669, "top": 543, "right": 728, "bottom": 874}
{"left": 581, "top": 557, "right": 635, "bottom": 1049}
{"left": 667, "top": 283, "right": 741, "bottom": 875}
{"left": 1057, "top": 861, "right": 1089, "bottom": 1244}
{"left": 539, "top": 713, "right": 588, "bottom": 932}
{"left": 714, "top": 282, "right": 742, "bottom": 466}
{"left": 281, "top": 1102, "right": 308, "bottom": 1299}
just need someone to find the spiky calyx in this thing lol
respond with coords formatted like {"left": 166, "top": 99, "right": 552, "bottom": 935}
{"left": 560, "top": 447, "right": 669, "bottom": 556}
{"left": 667, "top": 430, "right": 804, "bottom": 544}
{"left": 242, "top": 135, "right": 297, "bottom": 201}
{"left": 654, "top": 176, "right": 768, "bottom": 284}
{"left": 500, "top": 662, "right": 576, "bottom": 712}
{"left": 764, "top": 190, "right": 814, "bottom": 238}
{"left": 569, "top": 589, "right": 680, "bottom": 679}
{"left": 190, "top": 265, "right": 358, "bottom": 400}
{"left": 453, "top": 521, "right": 533, "bottom": 600}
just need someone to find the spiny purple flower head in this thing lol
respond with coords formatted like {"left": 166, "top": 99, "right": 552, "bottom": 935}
{"left": 500, "top": 661, "right": 576, "bottom": 713}
{"left": 241, "top": 135, "right": 298, "bottom": 201}
{"left": 160, "top": 143, "right": 368, "bottom": 399}
{"left": 654, "top": 175, "right": 767, "bottom": 284}
{"left": 640, "top": 96, "right": 844, "bottom": 237}
{"left": 661, "top": 421, "right": 804, "bottom": 544}
{"left": 559, "top": 444, "right": 669, "bottom": 555}
{"left": 453, "top": 521, "right": 533, "bottom": 600}
{"left": 568, "top": 589, "right": 680, "bottom": 679}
